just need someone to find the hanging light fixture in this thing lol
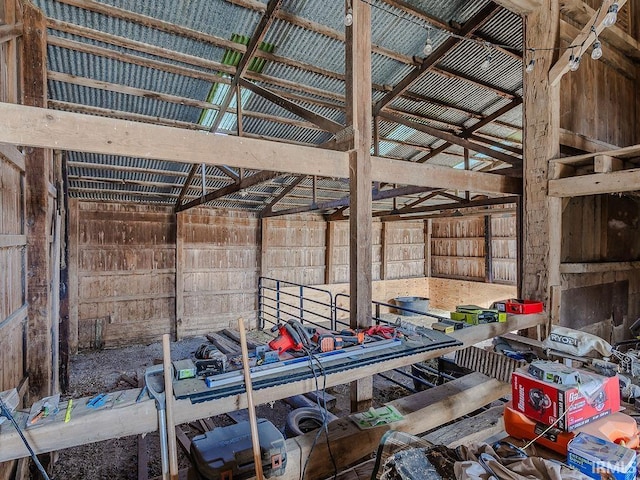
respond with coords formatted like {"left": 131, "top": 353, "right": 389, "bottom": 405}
{"left": 591, "top": 40, "right": 603, "bottom": 60}
{"left": 525, "top": 59, "right": 536, "bottom": 74}
{"left": 423, "top": 27, "right": 433, "bottom": 55}
{"left": 344, "top": 7, "right": 353, "bottom": 27}
{"left": 602, "top": 2, "right": 619, "bottom": 28}
{"left": 569, "top": 54, "right": 581, "bottom": 71}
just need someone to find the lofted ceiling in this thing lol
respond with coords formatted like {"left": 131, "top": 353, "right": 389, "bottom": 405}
{"left": 34, "top": 0, "right": 524, "bottom": 218}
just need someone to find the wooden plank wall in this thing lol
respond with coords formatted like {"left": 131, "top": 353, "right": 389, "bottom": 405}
{"left": 561, "top": 196, "right": 640, "bottom": 343}
{"left": 382, "top": 221, "right": 425, "bottom": 280}
{"left": 262, "top": 216, "right": 326, "bottom": 285}
{"left": 428, "top": 278, "right": 516, "bottom": 311}
{"left": 431, "top": 215, "right": 517, "bottom": 285}
{"left": 180, "top": 208, "right": 259, "bottom": 335}
{"left": 332, "top": 220, "right": 382, "bottom": 283}
{"left": 0, "top": 154, "right": 26, "bottom": 396}
{"left": 74, "top": 202, "right": 176, "bottom": 348}
{"left": 431, "top": 217, "right": 486, "bottom": 281}
{"left": 492, "top": 216, "right": 517, "bottom": 284}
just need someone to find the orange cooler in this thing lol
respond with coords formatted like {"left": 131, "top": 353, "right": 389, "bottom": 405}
{"left": 504, "top": 402, "right": 639, "bottom": 455}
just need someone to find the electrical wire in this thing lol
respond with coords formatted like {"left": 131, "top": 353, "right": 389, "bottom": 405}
{"left": 356, "top": 0, "right": 609, "bottom": 65}
{"left": 299, "top": 344, "right": 338, "bottom": 480}
{"left": 0, "top": 397, "right": 52, "bottom": 480}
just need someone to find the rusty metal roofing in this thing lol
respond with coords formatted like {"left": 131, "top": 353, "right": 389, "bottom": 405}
{"left": 34, "top": 0, "right": 523, "bottom": 214}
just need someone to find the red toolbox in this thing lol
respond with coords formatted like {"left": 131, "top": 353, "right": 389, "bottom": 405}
{"left": 495, "top": 299, "right": 544, "bottom": 314}
{"left": 511, "top": 368, "right": 620, "bottom": 432}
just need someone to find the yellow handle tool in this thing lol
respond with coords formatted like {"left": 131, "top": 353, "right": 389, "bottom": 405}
{"left": 64, "top": 399, "right": 73, "bottom": 423}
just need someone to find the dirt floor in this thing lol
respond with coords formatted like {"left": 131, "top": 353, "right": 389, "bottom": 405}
{"left": 45, "top": 332, "right": 418, "bottom": 480}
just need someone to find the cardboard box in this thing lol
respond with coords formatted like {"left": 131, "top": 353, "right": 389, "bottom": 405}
{"left": 568, "top": 432, "right": 636, "bottom": 480}
{"left": 511, "top": 368, "right": 620, "bottom": 431}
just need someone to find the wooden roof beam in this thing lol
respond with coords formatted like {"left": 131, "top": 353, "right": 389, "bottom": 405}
{"left": 260, "top": 176, "right": 307, "bottom": 215}
{"left": 262, "top": 185, "right": 440, "bottom": 218}
{"left": 176, "top": 170, "right": 283, "bottom": 212}
{"left": 378, "top": 111, "right": 522, "bottom": 166}
{"left": 491, "top": 0, "right": 543, "bottom": 15}
{"left": 417, "top": 97, "right": 523, "bottom": 163}
{"left": 238, "top": 79, "right": 344, "bottom": 135}
{"left": 0, "top": 103, "right": 521, "bottom": 194}
{"left": 549, "top": 0, "right": 628, "bottom": 86}
{"left": 209, "top": 0, "right": 284, "bottom": 133}
{"left": 560, "top": 0, "right": 639, "bottom": 61}
{"left": 374, "top": 2, "right": 502, "bottom": 115}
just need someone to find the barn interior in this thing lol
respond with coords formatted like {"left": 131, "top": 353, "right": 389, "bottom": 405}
{"left": 0, "top": 0, "right": 639, "bottom": 478}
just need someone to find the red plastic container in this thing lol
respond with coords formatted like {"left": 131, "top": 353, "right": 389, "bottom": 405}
{"left": 499, "top": 299, "right": 544, "bottom": 314}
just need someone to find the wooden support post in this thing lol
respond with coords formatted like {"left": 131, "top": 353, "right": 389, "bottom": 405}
{"left": 346, "top": 0, "right": 373, "bottom": 412}
{"left": 1, "top": 0, "right": 18, "bottom": 103}
{"left": 484, "top": 215, "right": 493, "bottom": 283}
{"left": 175, "top": 212, "right": 185, "bottom": 340}
{"left": 23, "top": 2, "right": 54, "bottom": 400}
{"left": 593, "top": 154, "right": 623, "bottom": 173}
{"left": 260, "top": 218, "right": 269, "bottom": 278}
{"left": 424, "top": 220, "right": 432, "bottom": 277}
{"left": 522, "top": 0, "right": 561, "bottom": 316}
{"left": 324, "top": 221, "right": 335, "bottom": 285}
{"left": 380, "top": 222, "right": 388, "bottom": 280}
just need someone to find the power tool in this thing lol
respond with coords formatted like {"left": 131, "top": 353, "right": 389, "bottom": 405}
{"left": 316, "top": 334, "right": 362, "bottom": 352}
{"left": 268, "top": 320, "right": 314, "bottom": 354}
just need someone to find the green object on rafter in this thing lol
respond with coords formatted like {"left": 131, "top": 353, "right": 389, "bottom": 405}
{"left": 198, "top": 34, "right": 275, "bottom": 125}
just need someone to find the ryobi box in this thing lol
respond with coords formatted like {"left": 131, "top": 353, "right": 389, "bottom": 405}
{"left": 188, "top": 419, "right": 286, "bottom": 480}
{"left": 511, "top": 367, "right": 620, "bottom": 432}
{"left": 568, "top": 432, "right": 636, "bottom": 480}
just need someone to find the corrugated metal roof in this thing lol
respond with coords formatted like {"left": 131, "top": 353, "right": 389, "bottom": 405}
{"left": 33, "top": 0, "right": 523, "bottom": 214}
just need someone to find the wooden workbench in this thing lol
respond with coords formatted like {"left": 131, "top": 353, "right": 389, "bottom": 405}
{"left": 0, "top": 313, "right": 545, "bottom": 463}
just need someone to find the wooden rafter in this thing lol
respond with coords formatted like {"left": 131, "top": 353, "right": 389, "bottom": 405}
{"left": 378, "top": 112, "right": 522, "bottom": 166}
{"left": 239, "top": 79, "right": 344, "bottom": 135}
{"left": 374, "top": 2, "right": 501, "bottom": 115}
{"left": 262, "top": 185, "right": 440, "bottom": 217}
{"left": 176, "top": 170, "right": 283, "bottom": 212}
{"left": 417, "top": 98, "right": 522, "bottom": 164}
{"left": 260, "top": 176, "right": 307, "bottom": 215}
{"left": 549, "top": 0, "right": 628, "bottom": 86}
{"left": 210, "top": 0, "right": 284, "bottom": 133}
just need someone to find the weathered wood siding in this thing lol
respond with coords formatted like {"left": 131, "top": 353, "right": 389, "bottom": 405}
{"left": 431, "top": 217, "right": 486, "bottom": 281}
{"left": 331, "top": 220, "right": 383, "bottom": 284}
{"left": 180, "top": 209, "right": 259, "bottom": 335}
{"left": 382, "top": 221, "right": 426, "bottom": 280}
{"left": 561, "top": 196, "right": 640, "bottom": 343}
{"left": 492, "top": 216, "right": 518, "bottom": 284}
{"left": 431, "top": 215, "right": 517, "bottom": 285}
{"left": 0, "top": 154, "right": 26, "bottom": 395}
{"left": 74, "top": 203, "right": 176, "bottom": 348}
{"left": 262, "top": 216, "right": 326, "bottom": 285}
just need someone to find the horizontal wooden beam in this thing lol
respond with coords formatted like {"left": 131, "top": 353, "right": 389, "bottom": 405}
{"left": 377, "top": 195, "right": 518, "bottom": 219}
{"left": 492, "top": 0, "right": 542, "bottom": 14}
{"left": 0, "top": 103, "right": 522, "bottom": 195}
{"left": 560, "top": 261, "right": 640, "bottom": 274}
{"left": 0, "top": 234, "right": 27, "bottom": 248}
{"left": 0, "top": 102, "right": 349, "bottom": 177}
{"left": 551, "top": 143, "right": 640, "bottom": 165}
{"left": 0, "top": 23, "right": 22, "bottom": 43}
{"left": 548, "top": 167, "right": 640, "bottom": 197}
{"left": 0, "top": 313, "right": 545, "bottom": 463}
{"left": 559, "top": 128, "right": 619, "bottom": 153}
{"left": 0, "top": 304, "right": 28, "bottom": 331}
{"left": 262, "top": 185, "right": 439, "bottom": 217}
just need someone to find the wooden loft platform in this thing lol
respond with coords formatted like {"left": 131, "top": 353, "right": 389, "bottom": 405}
{"left": 548, "top": 143, "right": 640, "bottom": 197}
{"left": 0, "top": 313, "right": 544, "bottom": 464}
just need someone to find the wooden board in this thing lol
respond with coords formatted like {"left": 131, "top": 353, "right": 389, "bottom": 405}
{"left": 0, "top": 313, "right": 545, "bottom": 462}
